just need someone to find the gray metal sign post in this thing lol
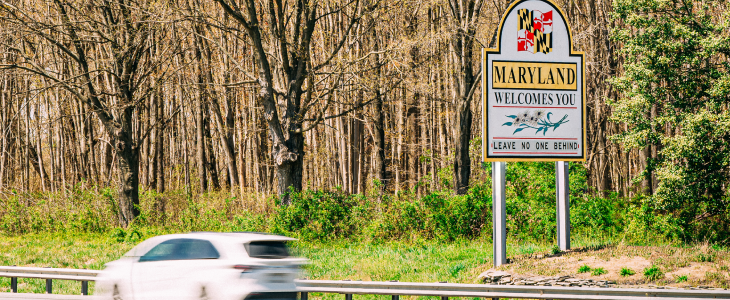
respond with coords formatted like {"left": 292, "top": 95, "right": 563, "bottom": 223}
{"left": 556, "top": 161, "right": 570, "bottom": 250}
{"left": 492, "top": 162, "right": 507, "bottom": 267}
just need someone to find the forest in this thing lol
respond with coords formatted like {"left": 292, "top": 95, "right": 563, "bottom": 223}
{"left": 0, "top": 0, "right": 729, "bottom": 243}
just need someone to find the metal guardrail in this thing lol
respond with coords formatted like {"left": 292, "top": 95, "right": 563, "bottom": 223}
{"left": 0, "top": 267, "right": 98, "bottom": 295}
{"left": 296, "top": 279, "right": 730, "bottom": 300}
{"left": 1, "top": 266, "right": 729, "bottom": 300}
{"left": 0, "top": 294, "right": 91, "bottom": 300}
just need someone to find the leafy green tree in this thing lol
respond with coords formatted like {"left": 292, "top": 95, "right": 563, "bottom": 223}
{"left": 611, "top": 0, "right": 730, "bottom": 240}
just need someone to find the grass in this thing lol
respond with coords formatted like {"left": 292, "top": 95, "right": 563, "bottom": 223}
{"left": 294, "top": 238, "right": 493, "bottom": 283}
{"left": 1, "top": 230, "right": 730, "bottom": 297}
{"left": 591, "top": 267, "right": 607, "bottom": 276}
{"left": 0, "top": 231, "right": 498, "bottom": 296}
{"left": 697, "top": 253, "right": 714, "bottom": 262}
{"left": 0, "top": 232, "right": 135, "bottom": 295}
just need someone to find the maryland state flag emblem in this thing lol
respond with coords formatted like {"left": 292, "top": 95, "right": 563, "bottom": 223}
{"left": 517, "top": 9, "right": 553, "bottom": 54}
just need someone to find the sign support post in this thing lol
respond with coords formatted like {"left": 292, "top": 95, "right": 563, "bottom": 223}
{"left": 556, "top": 161, "right": 570, "bottom": 250}
{"left": 492, "top": 162, "right": 507, "bottom": 267}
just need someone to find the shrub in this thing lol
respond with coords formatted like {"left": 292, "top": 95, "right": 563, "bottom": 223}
{"left": 272, "top": 189, "right": 360, "bottom": 240}
{"left": 591, "top": 267, "right": 607, "bottom": 276}
{"left": 271, "top": 186, "right": 490, "bottom": 241}
{"left": 620, "top": 267, "right": 635, "bottom": 276}
{"left": 675, "top": 275, "right": 688, "bottom": 283}
{"left": 0, "top": 161, "right": 637, "bottom": 243}
{"left": 697, "top": 253, "right": 714, "bottom": 263}
{"left": 643, "top": 266, "right": 664, "bottom": 281}
{"left": 504, "top": 162, "right": 628, "bottom": 242}
{"left": 578, "top": 265, "right": 591, "bottom": 273}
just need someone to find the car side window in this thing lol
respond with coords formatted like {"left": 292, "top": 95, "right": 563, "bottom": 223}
{"left": 140, "top": 239, "right": 220, "bottom": 262}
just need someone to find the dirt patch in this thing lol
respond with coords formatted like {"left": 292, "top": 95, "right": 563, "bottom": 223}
{"left": 478, "top": 244, "right": 730, "bottom": 288}
{"left": 665, "top": 263, "right": 726, "bottom": 282}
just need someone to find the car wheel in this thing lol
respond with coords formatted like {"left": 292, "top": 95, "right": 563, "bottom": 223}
{"left": 112, "top": 285, "right": 123, "bottom": 300}
{"left": 200, "top": 286, "right": 209, "bottom": 300}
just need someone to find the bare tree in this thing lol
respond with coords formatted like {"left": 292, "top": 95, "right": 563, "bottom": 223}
{"left": 446, "top": 0, "right": 483, "bottom": 195}
{"left": 212, "top": 0, "right": 365, "bottom": 204}
{"left": 0, "top": 0, "right": 179, "bottom": 226}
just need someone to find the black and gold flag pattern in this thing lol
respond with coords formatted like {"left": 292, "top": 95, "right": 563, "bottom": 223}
{"left": 517, "top": 8, "right": 553, "bottom": 54}
{"left": 534, "top": 30, "right": 552, "bottom": 54}
{"left": 518, "top": 9, "right": 533, "bottom": 33}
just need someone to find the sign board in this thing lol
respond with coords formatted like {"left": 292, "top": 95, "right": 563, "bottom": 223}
{"left": 482, "top": 0, "right": 586, "bottom": 161}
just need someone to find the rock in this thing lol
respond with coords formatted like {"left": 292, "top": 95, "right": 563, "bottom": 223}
{"left": 498, "top": 277, "right": 513, "bottom": 284}
{"left": 478, "top": 270, "right": 512, "bottom": 283}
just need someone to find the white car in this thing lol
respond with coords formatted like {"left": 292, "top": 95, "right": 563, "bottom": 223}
{"left": 95, "top": 232, "right": 307, "bottom": 300}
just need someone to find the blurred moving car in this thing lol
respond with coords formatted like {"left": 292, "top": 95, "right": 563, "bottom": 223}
{"left": 95, "top": 232, "right": 307, "bottom": 300}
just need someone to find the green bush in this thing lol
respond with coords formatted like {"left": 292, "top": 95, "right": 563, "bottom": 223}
{"left": 644, "top": 266, "right": 664, "bottom": 281}
{"left": 591, "top": 267, "right": 607, "bottom": 276}
{"left": 0, "top": 162, "right": 638, "bottom": 243}
{"left": 0, "top": 186, "right": 117, "bottom": 234}
{"left": 578, "top": 265, "right": 591, "bottom": 273}
{"left": 620, "top": 267, "right": 635, "bottom": 277}
{"left": 272, "top": 189, "right": 360, "bottom": 240}
{"left": 272, "top": 185, "right": 490, "bottom": 241}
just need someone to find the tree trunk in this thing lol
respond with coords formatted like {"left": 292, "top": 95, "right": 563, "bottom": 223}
{"left": 148, "top": 94, "right": 158, "bottom": 191}
{"left": 277, "top": 133, "right": 304, "bottom": 205}
{"left": 156, "top": 88, "right": 165, "bottom": 193}
{"left": 0, "top": 76, "right": 7, "bottom": 190}
{"left": 196, "top": 92, "right": 208, "bottom": 193}
{"left": 372, "top": 90, "right": 386, "bottom": 186}
{"left": 115, "top": 108, "right": 140, "bottom": 227}
{"left": 206, "top": 117, "right": 221, "bottom": 190}
{"left": 454, "top": 99, "right": 472, "bottom": 194}
{"left": 350, "top": 114, "right": 363, "bottom": 194}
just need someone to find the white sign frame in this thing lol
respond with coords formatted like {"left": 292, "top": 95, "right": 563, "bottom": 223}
{"left": 482, "top": 0, "right": 586, "bottom": 162}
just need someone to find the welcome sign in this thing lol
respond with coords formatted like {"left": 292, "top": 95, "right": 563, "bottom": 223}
{"left": 483, "top": 0, "right": 586, "bottom": 161}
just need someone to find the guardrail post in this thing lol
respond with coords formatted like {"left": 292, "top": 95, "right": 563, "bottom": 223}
{"left": 10, "top": 277, "right": 17, "bottom": 293}
{"left": 45, "top": 278, "right": 52, "bottom": 294}
{"left": 345, "top": 294, "right": 352, "bottom": 300}
{"left": 440, "top": 297, "right": 448, "bottom": 300}
{"left": 389, "top": 280, "right": 398, "bottom": 300}
{"left": 82, "top": 280, "right": 89, "bottom": 295}
{"left": 300, "top": 292, "right": 307, "bottom": 300}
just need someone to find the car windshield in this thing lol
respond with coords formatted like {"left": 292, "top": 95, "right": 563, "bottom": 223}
{"left": 245, "top": 241, "right": 290, "bottom": 259}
